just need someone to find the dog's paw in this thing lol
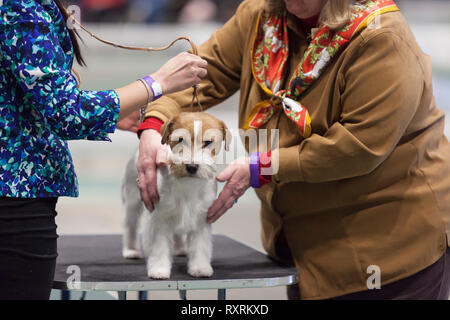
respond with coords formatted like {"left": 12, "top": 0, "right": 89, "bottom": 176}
{"left": 122, "top": 248, "right": 142, "bottom": 259}
{"left": 188, "top": 264, "right": 213, "bottom": 278}
{"left": 147, "top": 267, "right": 171, "bottom": 279}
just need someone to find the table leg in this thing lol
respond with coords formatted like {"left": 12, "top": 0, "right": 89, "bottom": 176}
{"left": 179, "top": 290, "right": 187, "bottom": 300}
{"left": 117, "top": 291, "right": 127, "bottom": 300}
{"left": 61, "top": 290, "right": 71, "bottom": 300}
{"left": 138, "top": 291, "right": 148, "bottom": 300}
{"left": 218, "top": 289, "right": 226, "bottom": 300}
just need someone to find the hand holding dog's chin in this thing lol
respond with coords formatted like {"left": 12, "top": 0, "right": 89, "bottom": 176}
{"left": 138, "top": 129, "right": 167, "bottom": 212}
{"left": 207, "top": 158, "right": 251, "bottom": 224}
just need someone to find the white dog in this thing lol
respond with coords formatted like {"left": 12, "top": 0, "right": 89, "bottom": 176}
{"left": 121, "top": 112, "right": 230, "bottom": 279}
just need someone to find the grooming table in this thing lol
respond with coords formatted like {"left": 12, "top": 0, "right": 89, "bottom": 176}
{"left": 53, "top": 234, "right": 298, "bottom": 300}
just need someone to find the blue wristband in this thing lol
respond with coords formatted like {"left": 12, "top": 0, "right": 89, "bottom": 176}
{"left": 250, "top": 152, "right": 260, "bottom": 188}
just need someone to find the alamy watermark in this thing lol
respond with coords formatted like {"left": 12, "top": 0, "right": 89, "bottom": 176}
{"left": 66, "top": 5, "right": 82, "bottom": 30}
{"left": 366, "top": 265, "right": 381, "bottom": 290}
{"left": 66, "top": 265, "right": 81, "bottom": 290}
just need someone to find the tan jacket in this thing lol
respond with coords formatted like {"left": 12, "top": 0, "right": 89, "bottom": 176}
{"left": 145, "top": 0, "right": 450, "bottom": 299}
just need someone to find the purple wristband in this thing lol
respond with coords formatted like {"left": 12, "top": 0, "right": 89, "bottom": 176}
{"left": 142, "top": 76, "right": 163, "bottom": 101}
{"left": 250, "top": 152, "right": 260, "bottom": 188}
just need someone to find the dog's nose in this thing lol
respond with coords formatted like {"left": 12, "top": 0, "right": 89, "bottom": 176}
{"left": 185, "top": 164, "right": 199, "bottom": 174}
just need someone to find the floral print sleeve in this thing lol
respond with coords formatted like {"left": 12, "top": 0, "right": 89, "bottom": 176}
{"left": 0, "top": 0, "right": 121, "bottom": 198}
{"left": 0, "top": 0, "right": 120, "bottom": 141}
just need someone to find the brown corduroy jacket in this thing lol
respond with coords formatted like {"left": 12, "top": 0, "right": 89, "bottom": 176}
{"left": 144, "top": 0, "right": 450, "bottom": 299}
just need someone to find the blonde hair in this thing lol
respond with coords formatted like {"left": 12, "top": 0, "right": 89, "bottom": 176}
{"left": 265, "top": 0, "right": 355, "bottom": 30}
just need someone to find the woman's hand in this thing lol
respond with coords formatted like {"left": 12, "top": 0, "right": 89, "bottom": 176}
{"left": 151, "top": 52, "right": 208, "bottom": 95}
{"left": 116, "top": 109, "right": 141, "bottom": 133}
{"left": 207, "top": 158, "right": 251, "bottom": 223}
{"left": 116, "top": 52, "right": 207, "bottom": 121}
{"left": 137, "top": 129, "right": 169, "bottom": 212}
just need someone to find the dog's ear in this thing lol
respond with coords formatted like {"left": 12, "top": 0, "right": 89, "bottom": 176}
{"left": 221, "top": 121, "right": 232, "bottom": 151}
{"left": 160, "top": 117, "right": 175, "bottom": 145}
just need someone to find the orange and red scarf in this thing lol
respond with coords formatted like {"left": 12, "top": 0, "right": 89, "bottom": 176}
{"left": 244, "top": 0, "right": 399, "bottom": 138}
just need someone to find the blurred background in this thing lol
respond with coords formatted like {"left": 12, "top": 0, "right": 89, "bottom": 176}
{"left": 66, "top": 0, "right": 242, "bottom": 23}
{"left": 52, "top": 0, "right": 450, "bottom": 300}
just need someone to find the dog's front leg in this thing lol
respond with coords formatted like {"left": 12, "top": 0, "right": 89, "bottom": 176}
{"left": 187, "top": 224, "right": 213, "bottom": 277}
{"left": 144, "top": 222, "right": 173, "bottom": 279}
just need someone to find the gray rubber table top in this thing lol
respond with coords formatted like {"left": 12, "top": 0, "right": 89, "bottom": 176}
{"left": 53, "top": 234, "right": 298, "bottom": 291}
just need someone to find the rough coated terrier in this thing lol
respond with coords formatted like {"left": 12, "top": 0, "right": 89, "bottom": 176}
{"left": 121, "top": 112, "right": 230, "bottom": 279}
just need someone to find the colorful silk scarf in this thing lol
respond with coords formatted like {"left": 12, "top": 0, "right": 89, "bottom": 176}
{"left": 244, "top": 0, "right": 399, "bottom": 138}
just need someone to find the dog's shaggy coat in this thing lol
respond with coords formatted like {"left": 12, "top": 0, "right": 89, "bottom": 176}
{"left": 121, "top": 113, "right": 229, "bottom": 279}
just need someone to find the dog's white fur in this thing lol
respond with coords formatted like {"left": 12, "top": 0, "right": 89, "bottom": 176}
{"left": 121, "top": 114, "right": 226, "bottom": 279}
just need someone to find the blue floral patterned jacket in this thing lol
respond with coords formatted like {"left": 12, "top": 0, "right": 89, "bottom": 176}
{"left": 0, "top": 0, "right": 121, "bottom": 198}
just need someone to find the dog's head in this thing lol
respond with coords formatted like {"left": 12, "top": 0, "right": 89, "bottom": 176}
{"left": 160, "top": 112, "right": 231, "bottom": 179}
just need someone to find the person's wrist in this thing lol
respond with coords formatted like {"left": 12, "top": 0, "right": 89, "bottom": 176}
{"left": 137, "top": 117, "right": 164, "bottom": 138}
{"left": 149, "top": 73, "right": 166, "bottom": 96}
{"left": 137, "top": 79, "right": 152, "bottom": 106}
{"left": 141, "top": 127, "right": 162, "bottom": 139}
{"left": 141, "top": 74, "right": 164, "bottom": 101}
{"left": 146, "top": 128, "right": 161, "bottom": 135}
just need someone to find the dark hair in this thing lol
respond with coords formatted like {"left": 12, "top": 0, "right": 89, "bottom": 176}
{"left": 54, "top": 0, "right": 86, "bottom": 66}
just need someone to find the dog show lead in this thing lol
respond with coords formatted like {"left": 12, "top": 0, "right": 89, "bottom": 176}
{"left": 0, "top": 0, "right": 208, "bottom": 299}
{"left": 136, "top": 0, "right": 450, "bottom": 300}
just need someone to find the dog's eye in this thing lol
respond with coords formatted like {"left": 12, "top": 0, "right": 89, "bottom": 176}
{"left": 203, "top": 140, "right": 213, "bottom": 147}
{"left": 178, "top": 137, "right": 184, "bottom": 143}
